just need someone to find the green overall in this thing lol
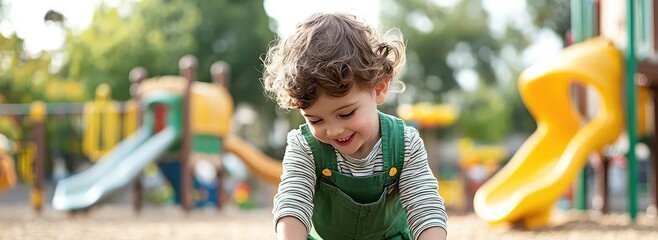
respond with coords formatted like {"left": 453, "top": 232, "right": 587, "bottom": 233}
{"left": 301, "top": 112, "right": 411, "bottom": 240}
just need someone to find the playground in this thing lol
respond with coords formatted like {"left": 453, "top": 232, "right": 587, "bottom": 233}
{"left": 1, "top": 201, "right": 657, "bottom": 240}
{"left": 2, "top": 38, "right": 658, "bottom": 238}
{"left": 2, "top": 1, "right": 658, "bottom": 239}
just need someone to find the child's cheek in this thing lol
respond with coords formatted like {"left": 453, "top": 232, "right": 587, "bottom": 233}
{"left": 309, "top": 127, "right": 325, "bottom": 141}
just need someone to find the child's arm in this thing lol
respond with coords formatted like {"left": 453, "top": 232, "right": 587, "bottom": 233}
{"left": 418, "top": 226, "right": 447, "bottom": 240}
{"left": 398, "top": 127, "right": 448, "bottom": 239}
{"left": 272, "top": 130, "right": 317, "bottom": 239}
{"left": 276, "top": 216, "right": 308, "bottom": 240}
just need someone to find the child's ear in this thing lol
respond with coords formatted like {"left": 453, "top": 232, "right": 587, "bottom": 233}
{"left": 374, "top": 79, "right": 389, "bottom": 105}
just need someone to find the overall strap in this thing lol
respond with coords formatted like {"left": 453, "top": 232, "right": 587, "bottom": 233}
{"left": 378, "top": 111, "right": 406, "bottom": 184}
{"left": 300, "top": 124, "right": 337, "bottom": 176}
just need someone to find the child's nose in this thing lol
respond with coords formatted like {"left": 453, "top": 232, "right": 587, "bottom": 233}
{"left": 326, "top": 125, "right": 344, "bottom": 138}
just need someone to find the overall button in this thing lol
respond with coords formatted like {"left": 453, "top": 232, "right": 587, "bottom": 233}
{"left": 389, "top": 167, "right": 397, "bottom": 177}
{"left": 322, "top": 168, "right": 332, "bottom": 177}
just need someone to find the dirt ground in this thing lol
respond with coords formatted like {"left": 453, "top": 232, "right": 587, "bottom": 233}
{"left": 1, "top": 204, "right": 658, "bottom": 240}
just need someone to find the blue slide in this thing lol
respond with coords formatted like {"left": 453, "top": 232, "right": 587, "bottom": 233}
{"left": 52, "top": 126, "right": 177, "bottom": 210}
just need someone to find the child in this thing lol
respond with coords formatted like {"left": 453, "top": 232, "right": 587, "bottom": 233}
{"left": 262, "top": 12, "right": 447, "bottom": 240}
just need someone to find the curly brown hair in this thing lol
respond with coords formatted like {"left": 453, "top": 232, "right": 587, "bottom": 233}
{"left": 262, "top": 12, "right": 406, "bottom": 110}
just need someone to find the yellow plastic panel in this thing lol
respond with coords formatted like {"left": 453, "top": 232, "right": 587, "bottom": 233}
{"left": 190, "top": 82, "right": 233, "bottom": 137}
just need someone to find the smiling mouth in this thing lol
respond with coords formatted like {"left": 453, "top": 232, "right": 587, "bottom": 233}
{"left": 334, "top": 133, "right": 354, "bottom": 146}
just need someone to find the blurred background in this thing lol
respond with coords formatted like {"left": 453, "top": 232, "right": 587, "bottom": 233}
{"left": 0, "top": 0, "right": 568, "bottom": 158}
{"left": 3, "top": 0, "right": 653, "bottom": 216}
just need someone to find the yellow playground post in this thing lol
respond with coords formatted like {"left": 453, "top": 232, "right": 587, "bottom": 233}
{"left": 83, "top": 84, "right": 120, "bottom": 162}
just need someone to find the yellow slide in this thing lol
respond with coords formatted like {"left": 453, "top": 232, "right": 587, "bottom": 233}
{"left": 224, "top": 134, "right": 282, "bottom": 185}
{"left": 474, "top": 38, "right": 624, "bottom": 228}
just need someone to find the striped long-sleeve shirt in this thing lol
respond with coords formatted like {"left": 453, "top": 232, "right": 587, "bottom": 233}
{"left": 272, "top": 126, "right": 448, "bottom": 239}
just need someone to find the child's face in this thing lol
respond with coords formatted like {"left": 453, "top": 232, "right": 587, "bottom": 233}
{"left": 300, "top": 81, "right": 389, "bottom": 159}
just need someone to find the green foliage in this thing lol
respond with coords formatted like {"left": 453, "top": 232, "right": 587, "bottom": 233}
{"left": 459, "top": 86, "right": 511, "bottom": 142}
{"left": 59, "top": 0, "right": 275, "bottom": 110}
{"left": 381, "top": 0, "right": 500, "bottom": 101}
{"left": 526, "top": 0, "right": 570, "bottom": 42}
{"left": 192, "top": 0, "right": 274, "bottom": 108}
{"left": 61, "top": 0, "right": 201, "bottom": 101}
{"left": 0, "top": 117, "right": 21, "bottom": 140}
{"left": 0, "top": 34, "right": 55, "bottom": 103}
{"left": 381, "top": 0, "right": 568, "bottom": 141}
{"left": 380, "top": 0, "right": 509, "bottom": 141}
{"left": 55, "top": 0, "right": 279, "bottom": 153}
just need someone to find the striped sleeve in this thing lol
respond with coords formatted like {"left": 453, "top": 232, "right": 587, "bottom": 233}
{"left": 271, "top": 129, "right": 316, "bottom": 233}
{"left": 399, "top": 126, "right": 448, "bottom": 239}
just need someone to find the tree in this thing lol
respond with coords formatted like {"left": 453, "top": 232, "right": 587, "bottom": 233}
{"left": 59, "top": 0, "right": 275, "bottom": 108}
{"left": 526, "top": 0, "right": 570, "bottom": 42}
{"left": 192, "top": 0, "right": 275, "bottom": 109}
{"left": 380, "top": 0, "right": 508, "bottom": 141}
{"left": 60, "top": 0, "right": 201, "bottom": 101}
{"left": 0, "top": 34, "right": 55, "bottom": 103}
{"left": 55, "top": 0, "right": 280, "bottom": 154}
{"left": 381, "top": 0, "right": 500, "bottom": 101}
{"left": 380, "top": 0, "right": 571, "bottom": 141}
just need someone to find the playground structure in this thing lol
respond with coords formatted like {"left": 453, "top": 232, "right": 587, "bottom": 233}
{"left": 0, "top": 99, "right": 19, "bottom": 193}
{"left": 50, "top": 56, "right": 282, "bottom": 212}
{"left": 474, "top": 0, "right": 658, "bottom": 228}
{"left": 81, "top": 84, "right": 122, "bottom": 162}
{"left": 397, "top": 102, "right": 508, "bottom": 211}
{"left": 0, "top": 101, "right": 48, "bottom": 211}
{"left": 474, "top": 38, "right": 624, "bottom": 228}
{"left": 396, "top": 103, "right": 458, "bottom": 129}
{"left": 397, "top": 103, "right": 463, "bottom": 208}
{"left": 0, "top": 55, "right": 283, "bottom": 213}
{"left": 0, "top": 133, "right": 16, "bottom": 194}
